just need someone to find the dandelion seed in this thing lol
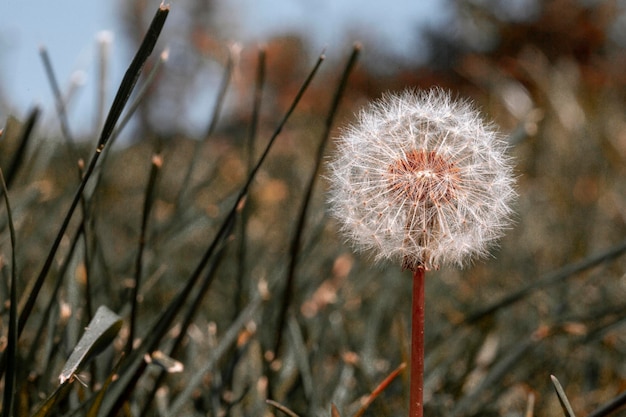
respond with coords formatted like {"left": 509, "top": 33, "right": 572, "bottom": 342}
{"left": 327, "top": 88, "right": 516, "bottom": 271}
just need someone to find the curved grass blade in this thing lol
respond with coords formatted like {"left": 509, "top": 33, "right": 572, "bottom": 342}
{"left": 111, "top": 48, "right": 169, "bottom": 144}
{"left": 0, "top": 168, "right": 18, "bottom": 417}
{"left": 58, "top": 305, "right": 122, "bottom": 385}
{"left": 551, "top": 375, "right": 577, "bottom": 417}
{"left": 266, "top": 399, "right": 301, "bottom": 417}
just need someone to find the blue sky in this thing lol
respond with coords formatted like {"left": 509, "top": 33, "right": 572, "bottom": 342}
{"left": 1, "top": 0, "right": 449, "bottom": 139}
{"left": 1, "top": 0, "right": 123, "bottom": 136}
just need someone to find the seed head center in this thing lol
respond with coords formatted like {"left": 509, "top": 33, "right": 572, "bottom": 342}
{"left": 387, "top": 149, "right": 459, "bottom": 204}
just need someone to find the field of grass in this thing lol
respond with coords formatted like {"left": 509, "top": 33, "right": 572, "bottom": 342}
{"left": 2, "top": 2, "right": 626, "bottom": 416}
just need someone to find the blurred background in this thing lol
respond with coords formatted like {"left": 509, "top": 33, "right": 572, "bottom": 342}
{"left": 3, "top": 0, "right": 626, "bottom": 416}
{"left": 6, "top": 0, "right": 624, "bottom": 138}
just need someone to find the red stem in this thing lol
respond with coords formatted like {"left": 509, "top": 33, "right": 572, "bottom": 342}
{"left": 410, "top": 267, "right": 426, "bottom": 417}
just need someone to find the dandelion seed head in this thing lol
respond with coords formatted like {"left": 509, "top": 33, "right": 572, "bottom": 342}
{"left": 327, "top": 88, "right": 516, "bottom": 271}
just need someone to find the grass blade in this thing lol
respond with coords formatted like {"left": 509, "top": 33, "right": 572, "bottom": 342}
{"left": 167, "top": 296, "right": 265, "bottom": 415}
{"left": 31, "top": 381, "right": 73, "bottom": 417}
{"left": 353, "top": 362, "right": 407, "bottom": 417}
{"left": 95, "top": 51, "right": 324, "bottom": 416}
{"left": 464, "top": 239, "right": 626, "bottom": 324}
{"left": 266, "top": 399, "right": 301, "bottom": 417}
{"left": 13, "top": 2, "right": 169, "bottom": 345}
{"left": 587, "top": 389, "right": 626, "bottom": 417}
{"left": 86, "top": 354, "right": 125, "bottom": 417}
{"left": 95, "top": 31, "right": 112, "bottom": 135}
{"left": 39, "top": 46, "right": 79, "bottom": 160}
{"left": 551, "top": 375, "right": 578, "bottom": 417}
{"left": 235, "top": 45, "right": 266, "bottom": 313}
{"left": 58, "top": 305, "right": 123, "bottom": 385}
{"left": 0, "top": 168, "right": 18, "bottom": 417}
{"left": 4, "top": 106, "right": 40, "bottom": 188}
{"left": 273, "top": 43, "right": 360, "bottom": 359}
{"left": 96, "top": 4, "right": 169, "bottom": 151}
{"left": 139, "top": 232, "right": 230, "bottom": 416}
{"left": 175, "top": 44, "right": 234, "bottom": 207}
{"left": 126, "top": 153, "right": 162, "bottom": 355}
{"left": 24, "top": 223, "right": 85, "bottom": 373}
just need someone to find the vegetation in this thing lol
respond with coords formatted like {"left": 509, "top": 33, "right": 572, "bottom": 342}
{"left": 2, "top": 1, "right": 626, "bottom": 416}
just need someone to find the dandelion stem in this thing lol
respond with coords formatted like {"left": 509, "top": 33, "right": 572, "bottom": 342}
{"left": 410, "top": 266, "right": 425, "bottom": 417}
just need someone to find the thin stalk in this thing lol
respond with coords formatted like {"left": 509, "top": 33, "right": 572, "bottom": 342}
{"left": 235, "top": 46, "right": 266, "bottom": 314}
{"left": 76, "top": 161, "right": 94, "bottom": 322}
{"left": 0, "top": 169, "right": 18, "bottom": 417}
{"left": 587, "top": 389, "right": 626, "bottom": 417}
{"left": 175, "top": 45, "right": 234, "bottom": 208}
{"left": 138, "top": 228, "right": 229, "bottom": 417}
{"left": 410, "top": 267, "right": 425, "bottom": 417}
{"left": 354, "top": 362, "right": 407, "bottom": 417}
{"left": 95, "top": 32, "right": 112, "bottom": 135}
{"left": 100, "top": 53, "right": 325, "bottom": 417}
{"left": 23, "top": 223, "right": 85, "bottom": 373}
{"left": 126, "top": 153, "right": 162, "bottom": 356}
{"left": 39, "top": 46, "right": 79, "bottom": 161}
{"left": 273, "top": 44, "right": 360, "bottom": 359}
{"left": 5, "top": 106, "right": 40, "bottom": 188}
{"left": 14, "top": 3, "right": 169, "bottom": 341}
{"left": 463, "top": 238, "right": 626, "bottom": 324}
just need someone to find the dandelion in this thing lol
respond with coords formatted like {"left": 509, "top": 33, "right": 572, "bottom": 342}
{"left": 328, "top": 88, "right": 515, "bottom": 271}
{"left": 327, "top": 88, "right": 516, "bottom": 416}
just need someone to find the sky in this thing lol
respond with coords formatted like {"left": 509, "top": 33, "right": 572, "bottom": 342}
{"left": 1, "top": 0, "right": 123, "bottom": 137}
{"left": 0, "top": 0, "right": 449, "bottom": 139}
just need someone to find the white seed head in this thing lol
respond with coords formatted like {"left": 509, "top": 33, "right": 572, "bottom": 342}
{"left": 327, "top": 88, "right": 516, "bottom": 271}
